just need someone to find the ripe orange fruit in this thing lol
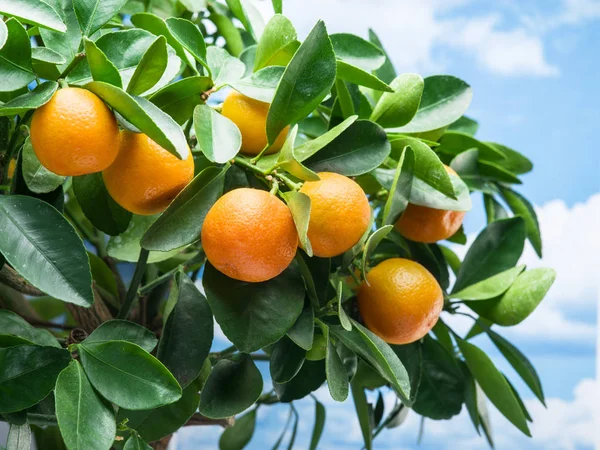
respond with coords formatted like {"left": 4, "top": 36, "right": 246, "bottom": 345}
{"left": 395, "top": 165, "right": 465, "bottom": 243}
{"left": 358, "top": 258, "right": 443, "bottom": 345}
{"left": 299, "top": 172, "right": 371, "bottom": 258}
{"left": 201, "top": 188, "right": 298, "bottom": 282}
{"left": 30, "top": 87, "right": 120, "bottom": 176}
{"left": 102, "top": 131, "right": 194, "bottom": 216}
{"left": 221, "top": 90, "right": 289, "bottom": 156}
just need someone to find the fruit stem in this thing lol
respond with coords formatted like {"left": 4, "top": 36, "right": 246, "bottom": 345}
{"left": 233, "top": 156, "right": 268, "bottom": 175}
{"left": 276, "top": 173, "right": 302, "bottom": 191}
{"left": 117, "top": 248, "right": 150, "bottom": 319}
{"left": 269, "top": 178, "right": 279, "bottom": 195}
{"left": 250, "top": 143, "right": 271, "bottom": 165}
{"left": 58, "top": 79, "right": 69, "bottom": 89}
{"left": 58, "top": 52, "right": 85, "bottom": 80}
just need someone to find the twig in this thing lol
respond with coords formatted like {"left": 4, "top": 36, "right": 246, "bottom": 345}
{"left": 117, "top": 249, "right": 149, "bottom": 319}
{"left": 185, "top": 413, "right": 234, "bottom": 428}
{"left": 24, "top": 317, "right": 75, "bottom": 330}
{"left": 0, "top": 265, "right": 45, "bottom": 296}
{"left": 233, "top": 156, "right": 268, "bottom": 175}
{"left": 58, "top": 52, "right": 85, "bottom": 79}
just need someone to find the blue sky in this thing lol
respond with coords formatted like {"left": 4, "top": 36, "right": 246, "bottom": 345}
{"left": 177, "top": 1, "right": 600, "bottom": 449}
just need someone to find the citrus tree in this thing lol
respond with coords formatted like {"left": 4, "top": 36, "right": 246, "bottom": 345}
{"left": 0, "top": 0, "right": 556, "bottom": 449}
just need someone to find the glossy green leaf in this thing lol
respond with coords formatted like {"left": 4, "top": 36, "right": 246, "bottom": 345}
{"left": 391, "top": 75, "right": 473, "bottom": 133}
{"left": 123, "top": 434, "right": 152, "bottom": 450}
{"left": 21, "top": 136, "right": 65, "bottom": 194}
{"left": 0, "top": 19, "right": 35, "bottom": 92}
{"left": 295, "top": 115, "right": 357, "bottom": 161}
{"left": 282, "top": 191, "right": 313, "bottom": 256}
{"left": 157, "top": 271, "right": 213, "bottom": 388}
{"left": 6, "top": 422, "right": 31, "bottom": 450}
{"left": 330, "top": 321, "right": 411, "bottom": 402}
{"left": 127, "top": 35, "right": 168, "bottom": 96}
{"left": 203, "top": 263, "right": 304, "bottom": 353}
{"left": 0, "top": 81, "right": 57, "bottom": 116}
{"left": 330, "top": 33, "right": 385, "bottom": 71}
{"left": 286, "top": 306, "right": 314, "bottom": 351}
{"left": 0, "top": 345, "right": 70, "bottom": 413}
{"left": 194, "top": 104, "right": 241, "bottom": 164}
{"left": 230, "top": 65, "right": 284, "bottom": 103}
{"left": 37, "top": 0, "right": 80, "bottom": 71}
{"left": 225, "top": 0, "right": 264, "bottom": 40}
{"left": 483, "top": 194, "right": 509, "bottom": 223}
{"left": 107, "top": 214, "right": 181, "bottom": 263}
{"left": 206, "top": 46, "right": 245, "bottom": 87}
{"left": 370, "top": 74, "right": 424, "bottom": 128}
{"left": 457, "top": 338, "right": 530, "bottom": 436}
{"left": 487, "top": 142, "right": 533, "bottom": 174}
{"left": 479, "top": 160, "right": 521, "bottom": 184}
{"left": 254, "top": 14, "right": 298, "bottom": 71}
{"left": 0, "top": 310, "right": 60, "bottom": 348}
{"left": 0, "top": 20, "right": 7, "bottom": 49}
{"left": 0, "top": 195, "right": 93, "bottom": 306}
{"left": 390, "top": 341, "right": 422, "bottom": 405}
{"left": 325, "top": 330, "right": 349, "bottom": 401}
{"left": 362, "top": 225, "right": 393, "bottom": 276}
{"left": 266, "top": 20, "right": 336, "bottom": 144}
{"left": 219, "top": 409, "right": 256, "bottom": 450}
{"left": 335, "top": 78, "right": 354, "bottom": 118}
{"left": 83, "top": 37, "right": 122, "bottom": 87}
{"left": 84, "top": 81, "right": 188, "bottom": 159}
{"left": 500, "top": 187, "right": 542, "bottom": 257}
{"left": 141, "top": 166, "right": 228, "bottom": 251}
{"left": 118, "top": 383, "right": 200, "bottom": 443}
{"left": 276, "top": 125, "right": 320, "bottom": 182}
{"left": 84, "top": 320, "right": 157, "bottom": 353}
{"left": 469, "top": 268, "right": 556, "bottom": 326}
{"left": 0, "top": 0, "right": 66, "bottom": 32}
{"left": 79, "top": 340, "right": 182, "bottom": 410}
{"left": 199, "top": 354, "right": 263, "bottom": 419}
{"left": 209, "top": 8, "right": 243, "bottom": 57}
{"left": 351, "top": 382, "right": 372, "bottom": 450}
{"left": 368, "top": 29, "right": 396, "bottom": 84}
{"left": 438, "top": 131, "right": 505, "bottom": 162}
{"left": 270, "top": 335, "right": 306, "bottom": 384}
{"left": 273, "top": 359, "right": 325, "bottom": 403}
{"left": 336, "top": 60, "right": 392, "bottom": 92}
{"left": 149, "top": 75, "right": 213, "bottom": 124}
{"left": 336, "top": 281, "right": 352, "bottom": 331}
{"left": 449, "top": 115, "right": 478, "bottom": 136}
{"left": 73, "top": 172, "right": 131, "bottom": 236}
{"left": 451, "top": 265, "right": 525, "bottom": 301}
{"left": 309, "top": 399, "right": 325, "bottom": 450}
{"left": 165, "top": 17, "right": 208, "bottom": 71}
{"left": 382, "top": 147, "right": 414, "bottom": 225}
{"left": 453, "top": 217, "right": 526, "bottom": 293}
{"left": 55, "top": 360, "right": 116, "bottom": 450}
{"left": 73, "top": 0, "right": 128, "bottom": 35}
{"left": 304, "top": 120, "right": 390, "bottom": 176}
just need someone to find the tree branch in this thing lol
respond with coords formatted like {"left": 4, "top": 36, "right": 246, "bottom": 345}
{"left": 184, "top": 413, "right": 234, "bottom": 428}
{"left": 0, "top": 265, "right": 45, "bottom": 296}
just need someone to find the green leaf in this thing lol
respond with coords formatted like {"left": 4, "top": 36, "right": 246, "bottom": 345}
{"left": 351, "top": 382, "right": 372, "bottom": 450}
{"left": 382, "top": 147, "right": 414, "bottom": 225}
{"left": 157, "top": 271, "right": 213, "bottom": 388}
{"left": 0, "top": 20, "right": 7, "bottom": 49}
{"left": 367, "top": 29, "right": 396, "bottom": 84}
{"left": 335, "top": 78, "right": 355, "bottom": 118}
{"left": 199, "top": 354, "right": 263, "bottom": 419}
{"left": 0, "top": 310, "right": 60, "bottom": 348}
{"left": 123, "top": 434, "right": 152, "bottom": 450}
{"left": 390, "top": 341, "right": 422, "bottom": 405}
{"left": 469, "top": 268, "right": 556, "bottom": 326}
{"left": 483, "top": 194, "right": 509, "bottom": 223}
{"left": 225, "top": 0, "right": 264, "bottom": 40}
{"left": 486, "top": 328, "right": 545, "bottom": 405}
{"left": 451, "top": 265, "right": 525, "bottom": 301}
{"left": 55, "top": 360, "right": 116, "bottom": 450}
{"left": 369, "top": 74, "right": 424, "bottom": 128}
{"left": 149, "top": 75, "right": 213, "bottom": 125}
{"left": 276, "top": 125, "right": 319, "bottom": 182}
{"left": 254, "top": 14, "right": 298, "bottom": 71}
{"left": 73, "top": 0, "right": 128, "bottom": 36}
{"left": 457, "top": 338, "right": 530, "bottom": 436}
{"left": 209, "top": 8, "right": 243, "bottom": 57}
{"left": 0, "top": 19, "right": 35, "bottom": 92}
{"left": 21, "top": 136, "right": 65, "bottom": 194}
{"left": 219, "top": 409, "right": 256, "bottom": 450}
{"left": 84, "top": 320, "right": 157, "bottom": 353}
{"left": 230, "top": 65, "right": 284, "bottom": 103}
{"left": 117, "top": 383, "right": 200, "bottom": 443}
{"left": 83, "top": 37, "right": 122, "bottom": 87}
{"left": 453, "top": 217, "right": 526, "bottom": 293}
{"left": 194, "top": 104, "right": 241, "bottom": 164}
{"left": 281, "top": 191, "right": 313, "bottom": 256}
{"left": 270, "top": 335, "right": 306, "bottom": 384}
{"left": 304, "top": 120, "right": 390, "bottom": 176}
{"left": 266, "top": 20, "right": 336, "bottom": 144}
{"left": 107, "top": 214, "right": 182, "bottom": 263}
{"left": 0, "top": 346, "right": 70, "bottom": 413}
{"left": 0, "top": 0, "right": 66, "bottom": 32}
{"left": 437, "top": 131, "right": 505, "bottom": 162}
{"left": 79, "top": 340, "right": 182, "bottom": 410}
{"left": 6, "top": 422, "right": 31, "bottom": 450}
{"left": 330, "top": 33, "right": 385, "bottom": 71}
{"left": 0, "top": 81, "right": 57, "bottom": 116}
{"left": 336, "top": 60, "right": 392, "bottom": 92}
{"left": 479, "top": 160, "right": 521, "bottom": 184}
{"left": 37, "top": 0, "right": 80, "bottom": 71}
{"left": 165, "top": 17, "right": 208, "bottom": 71}
{"left": 127, "top": 35, "right": 168, "bottom": 96}
{"left": 500, "top": 187, "right": 542, "bottom": 257}
{"left": 325, "top": 328, "right": 349, "bottom": 401}
{"left": 141, "top": 166, "right": 228, "bottom": 252}
{"left": 295, "top": 115, "right": 357, "bottom": 161}
{"left": 273, "top": 360, "right": 325, "bottom": 403}
{"left": 203, "top": 263, "right": 304, "bottom": 353}
{"left": 330, "top": 321, "right": 411, "bottom": 402}
{"left": 206, "top": 46, "right": 245, "bottom": 87}
{"left": 412, "top": 337, "right": 463, "bottom": 419}
{"left": 308, "top": 399, "right": 325, "bottom": 450}
{"left": 286, "top": 306, "right": 314, "bottom": 351}
{"left": 336, "top": 281, "right": 352, "bottom": 331}
{"left": 487, "top": 142, "right": 533, "bottom": 174}
{"left": 391, "top": 75, "right": 473, "bottom": 134}
{"left": 361, "top": 225, "right": 393, "bottom": 276}
{"left": 0, "top": 195, "right": 93, "bottom": 307}
{"left": 449, "top": 115, "right": 478, "bottom": 136}
{"left": 85, "top": 81, "right": 188, "bottom": 159}
{"left": 73, "top": 172, "right": 131, "bottom": 236}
